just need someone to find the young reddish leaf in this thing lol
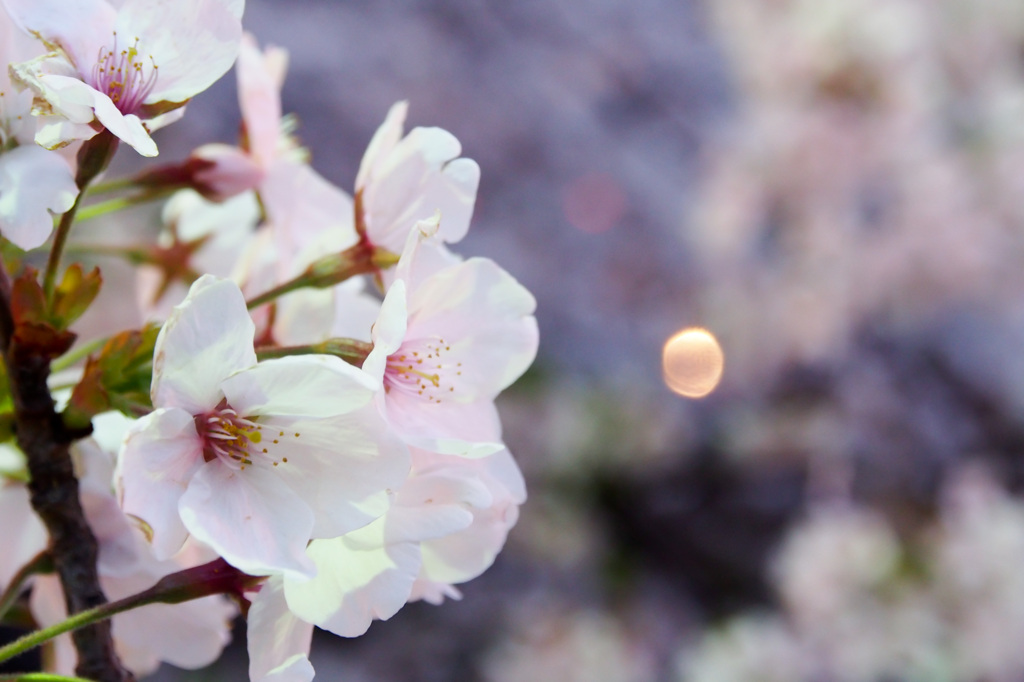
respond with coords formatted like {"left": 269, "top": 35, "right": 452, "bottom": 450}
{"left": 63, "top": 325, "right": 160, "bottom": 430}
{"left": 51, "top": 264, "right": 102, "bottom": 329}
{"left": 10, "top": 267, "right": 49, "bottom": 327}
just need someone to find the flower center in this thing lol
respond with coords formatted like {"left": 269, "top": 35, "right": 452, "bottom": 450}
{"left": 195, "top": 401, "right": 299, "bottom": 470}
{"left": 91, "top": 32, "right": 159, "bottom": 114}
{"left": 384, "top": 336, "right": 463, "bottom": 404}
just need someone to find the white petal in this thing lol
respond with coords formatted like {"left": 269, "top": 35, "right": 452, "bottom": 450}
{"left": 362, "top": 279, "right": 408, "bottom": 382}
{"left": 355, "top": 100, "right": 408, "bottom": 191}
{"left": 222, "top": 354, "right": 378, "bottom": 419}
{"left": 108, "top": 569, "right": 235, "bottom": 673}
{"left": 151, "top": 275, "right": 256, "bottom": 413}
{"left": 416, "top": 449, "right": 524, "bottom": 585}
{"left": 115, "top": 408, "right": 202, "bottom": 560}
{"left": 284, "top": 533, "right": 420, "bottom": 637}
{"left": 383, "top": 398, "right": 504, "bottom": 458}
{"left": 237, "top": 32, "right": 286, "bottom": 167}
{"left": 270, "top": 405, "right": 409, "bottom": 538}
{"left": 24, "top": 74, "right": 158, "bottom": 155}
{"left": 117, "top": 0, "right": 243, "bottom": 105}
{"left": 191, "top": 143, "right": 265, "bottom": 200}
{"left": 2, "top": 0, "right": 117, "bottom": 70}
{"left": 383, "top": 470, "right": 488, "bottom": 545}
{"left": 179, "top": 460, "right": 316, "bottom": 579}
{"left": 363, "top": 125, "right": 478, "bottom": 252}
{"left": 247, "top": 577, "right": 314, "bottom": 682}
{"left": 261, "top": 160, "right": 357, "bottom": 272}
{"left": 408, "top": 257, "right": 538, "bottom": 398}
{"left": 0, "top": 145, "right": 77, "bottom": 250}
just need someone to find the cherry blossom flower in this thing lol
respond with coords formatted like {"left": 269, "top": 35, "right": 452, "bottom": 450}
{"left": 0, "top": 10, "right": 77, "bottom": 249}
{"left": 356, "top": 101, "right": 481, "bottom": 254}
{"left": 408, "top": 447, "right": 526, "bottom": 604}
{"left": 279, "top": 445, "right": 525, "bottom": 637}
{"left": 0, "top": 437, "right": 236, "bottom": 678}
{"left": 190, "top": 32, "right": 304, "bottom": 200}
{"left": 2, "top": 0, "right": 245, "bottom": 156}
{"left": 116, "top": 275, "right": 409, "bottom": 579}
{"left": 363, "top": 219, "right": 538, "bottom": 457}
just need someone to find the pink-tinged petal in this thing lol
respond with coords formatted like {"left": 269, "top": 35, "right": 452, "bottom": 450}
{"left": 284, "top": 532, "right": 420, "bottom": 638}
{"left": 179, "top": 460, "right": 316, "bottom": 579}
{"left": 271, "top": 288, "right": 335, "bottom": 346}
{"left": 327, "top": 279, "right": 383, "bottom": 341}
{"left": 383, "top": 398, "right": 504, "bottom": 458}
{"left": 248, "top": 577, "right": 315, "bottom": 682}
{"left": 151, "top": 275, "right": 256, "bottom": 413}
{"left": 355, "top": 100, "right": 408, "bottom": 191}
{"left": 383, "top": 240, "right": 463, "bottom": 293}
{"left": 363, "top": 280, "right": 408, "bottom": 382}
{"left": 116, "top": 0, "right": 243, "bottom": 105}
{"left": 116, "top": 408, "right": 203, "bottom": 560}
{"left": 108, "top": 569, "right": 235, "bottom": 673}
{"left": 222, "top": 354, "right": 377, "bottom": 419}
{"left": 0, "top": 482, "right": 47, "bottom": 588}
{"left": 1, "top": 0, "right": 116, "bottom": 70}
{"left": 364, "top": 125, "right": 478, "bottom": 252}
{"left": 261, "top": 160, "right": 357, "bottom": 270}
{"left": 0, "top": 145, "right": 77, "bottom": 250}
{"left": 237, "top": 32, "right": 286, "bottom": 166}
{"left": 479, "top": 446, "right": 527, "bottom": 504}
{"left": 430, "top": 156, "right": 479, "bottom": 243}
{"left": 420, "top": 499, "right": 519, "bottom": 585}
{"left": 418, "top": 450, "right": 523, "bottom": 585}
{"left": 384, "top": 470, "right": 488, "bottom": 544}
{"left": 409, "top": 257, "right": 539, "bottom": 398}
{"left": 268, "top": 406, "right": 409, "bottom": 538}
{"left": 192, "top": 143, "right": 265, "bottom": 199}
{"left": 391, "top": 214, "right": 440, "bottom": 287}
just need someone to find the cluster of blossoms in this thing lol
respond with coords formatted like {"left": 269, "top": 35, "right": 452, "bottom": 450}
{"left": 688, "top": 0, "right": 1024, "bottom": 387}
{"left": 0, "top": 0, "right": 537, "bottom": 680}
{"left": 679, "top": 468, "right": 1024, "bottom": 682}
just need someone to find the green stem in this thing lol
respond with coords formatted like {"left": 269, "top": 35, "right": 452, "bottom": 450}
{"left": 42, "top": 195, "right": 84, "bottom": 303}
{"left": 74, "top": 189, "right": 174, "bottom": 223}
{"left": 84, "top": 176, "right": 138, "bottom": 196}
{"left": 0, "top": 559, "right": 259, "bottom": 666}
{"left": 245, "top": 276, "right": 307, "bottom": 310}
{"left": 72, "top": 198, "right": 136, "bottom": 224}
{"left": 246, "top": 242, "right": 385, "bottom": 310}
{"left": 0, "top": 552, "right": 52, "bottom": 623}
{"left": 256, "top": 338, "right": 372, "bottom": 365}
{"left": 0, "top": 604, "right": 124, "bottom": 666}
{"left": 43, "top": 131, "right": 119, "bottom": 304}
{"left": 0, "top": 673, "right": 99, "bottom": 681}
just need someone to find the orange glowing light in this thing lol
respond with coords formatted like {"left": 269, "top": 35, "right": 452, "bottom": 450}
{"left": 662, "top": 327, "right": 724, "bottom": 398}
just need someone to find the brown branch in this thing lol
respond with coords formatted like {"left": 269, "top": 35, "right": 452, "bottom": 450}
{"left": 0, "top": 264, "right": 132, "bottom": 682}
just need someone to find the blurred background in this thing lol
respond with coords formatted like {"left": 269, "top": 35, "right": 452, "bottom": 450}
{"left": 105, "top": 0, "right": 1024, "bottom": 679}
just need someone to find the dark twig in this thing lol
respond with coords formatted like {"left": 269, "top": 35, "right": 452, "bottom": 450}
{"left": 0, "top": 259, "right": 132, "bottom": 682}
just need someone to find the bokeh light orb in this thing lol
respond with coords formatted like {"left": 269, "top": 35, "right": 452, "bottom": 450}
{"left": 662, "top": 327, "right": 724, "bottom": 398}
